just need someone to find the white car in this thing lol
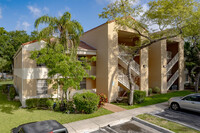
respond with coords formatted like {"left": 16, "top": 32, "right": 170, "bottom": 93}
{"left": 168, "top": 93, "right": 200, "bottom": 112}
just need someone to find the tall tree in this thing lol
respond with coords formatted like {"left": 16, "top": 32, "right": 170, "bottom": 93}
{"left": 99, "top": 0, "right": 200, "bottom": 105}
{"left": 34, "top": 11, "right": 83, "bottom": 55}
{"left": 32, "top": 12, "right": 95, "bottom": 102}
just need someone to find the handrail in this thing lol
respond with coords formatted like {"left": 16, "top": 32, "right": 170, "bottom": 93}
{"left": 118, "top": 73, "right": 139, "bottom": 90}
{"left": 167, "top": 70, "right": 179, "bottom": 90}
{"left": 167, "top": 53, "right": 179, "bottom": 73}
{"left": 118, "top": 54, "right": 140, "bottom": 75}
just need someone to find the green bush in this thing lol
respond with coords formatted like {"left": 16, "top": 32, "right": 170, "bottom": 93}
{"left": 66, "top": 101, "right": 75, "bottom": 113}
{"left": 152, "top": 87, "right": 161, "bottom": 94}
{"left": 46, "top": 99, "right": 54, "bottom": 109}
{"left": 26, "top": 98, "right": 53, "bottom": 108}
{"left": 26, "top": 98, "right": 39, "bottom": 108}
{"left": 73, "top": 92, "right": 99, "bottom": 114}
{"left": 148, "top": 88, "right": 152, "bottom": 95}
{"left": 134, "top": 90, "right": 146, "bottom": 104}
{"left": 1, "top": 85, "right": 8, "bottom": 94}
{"left": 9, "top": 86, "right": 16, "bottom": 100}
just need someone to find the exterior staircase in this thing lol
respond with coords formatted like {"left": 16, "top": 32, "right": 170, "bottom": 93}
{"left": 167, "top": 70, "right": 179, "bottom": 90}
{"left": 166, "top": 53, "right": 179, "bottom": 90}
{"left": 118, "top": 73, "right": 139, "bottom": 90}
{"left": 118, "top": 54, "right": 140, "bottom": 76}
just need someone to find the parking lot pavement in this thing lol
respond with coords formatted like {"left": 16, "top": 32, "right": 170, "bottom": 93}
{"left": 154, "top": 108, "right": 200, "bottom": 131}
{"left": 91, "top": 120, "right": 162, "bottom": 133}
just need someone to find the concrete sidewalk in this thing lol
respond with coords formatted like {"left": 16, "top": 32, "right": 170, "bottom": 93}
{"left": 63, "top": 102, "right": 168, "bottom": 133}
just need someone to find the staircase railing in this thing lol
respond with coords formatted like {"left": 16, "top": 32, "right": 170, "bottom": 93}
{"left": 118, "top": 54, "right": 140, "bottom": 75}
{"left": 167, "top": 70, "right": 179, "bottom": 90}
{"left": 167, "top": 53, "right": 179, "bottom": 73}
{"left": 118, "top": 73, "right": 139, "bottom": 90}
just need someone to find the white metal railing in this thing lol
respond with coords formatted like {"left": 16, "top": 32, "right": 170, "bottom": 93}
{"left": 167, "top": 53, "right": 179, "bottom": 73}
{"left": 118, "top": 73, "right": 139, "bottom": 90}
{"left": 118, "top": 54, "right": 140, "bottom": 75}
{"left": 167, "top": 70, "right": 179, "bottom": 90}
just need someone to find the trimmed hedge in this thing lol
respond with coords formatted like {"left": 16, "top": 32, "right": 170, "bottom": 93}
{"left": 73, "top": 92, "right": 99, "bottom": 114}
{"left": 133, "top": 90, "right": 146, "bottom": 104}
{"left": 1, "top": 84, "right": 8, "bottom": 94}
{"left": 26, "top": 98, "right": 53, "bottom": 109}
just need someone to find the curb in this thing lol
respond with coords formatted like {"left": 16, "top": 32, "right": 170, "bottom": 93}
{"left": 132, "top": 116, "right": 175, "bottom": 133}
{"left": 151, "top": 113, "right": 200, "bottom": 132}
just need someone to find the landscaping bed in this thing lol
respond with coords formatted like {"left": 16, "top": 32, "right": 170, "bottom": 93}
{"left": 113, "top": 90, "right": 193, "bottom": 109}
{"left": 0, "top": 82, "right": 112, "bottom": 133}
{"left": 137, "top": 114, "right": 200, "bottom": 133}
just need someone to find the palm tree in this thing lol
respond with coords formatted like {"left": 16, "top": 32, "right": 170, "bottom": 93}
{"left": 34, "top": 12, "right": 83, "bottom": 52}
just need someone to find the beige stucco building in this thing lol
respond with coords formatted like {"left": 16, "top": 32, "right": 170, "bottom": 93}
{"left": 13, "top": 21, "right": 185, "bottom": 106}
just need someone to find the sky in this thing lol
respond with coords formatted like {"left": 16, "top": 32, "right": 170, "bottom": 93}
{"left": 0, "top": 0, "right": 149, "bottom": 34}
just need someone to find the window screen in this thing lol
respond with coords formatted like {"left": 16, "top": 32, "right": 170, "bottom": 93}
{"left": 80, "top": 78, "right": 86, "bottom": 89}
{"left": 37, "top": 80, "right": 48, "bottom": 95}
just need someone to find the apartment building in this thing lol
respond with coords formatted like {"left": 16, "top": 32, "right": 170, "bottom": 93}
{"left": 13, "top": 40, "right": 97, "bottom": 106}
{"left": 13, "top": 21, "right": 185, "bottom": 106}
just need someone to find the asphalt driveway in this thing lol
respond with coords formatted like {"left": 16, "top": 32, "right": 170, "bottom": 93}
{"left": 154, "top": 108, "right": 200, "bottom": 131}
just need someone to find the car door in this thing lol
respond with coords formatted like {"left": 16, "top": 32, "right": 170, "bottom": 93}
{"left": 179, "top": 95, "right": 196, "bottom": 111}
{"left": 180, "top": 95, "right": 200, "bottom": 112}
{"left": 194, "top": 96, "right": 200, "bottom": 112}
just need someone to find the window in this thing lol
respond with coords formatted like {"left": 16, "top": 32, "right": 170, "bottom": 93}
{"left": 182, "top": 95, "right": 199, "bottom": 102}
{"left": 37, "top": 80, "right": 48, "bottom": 95}
{"left": 80, "top": 78, "right": 86, "bottom": 89}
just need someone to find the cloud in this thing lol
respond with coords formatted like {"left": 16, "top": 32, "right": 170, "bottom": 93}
{"left": 0, "top": 8, "right": 2, "bottom": 19}
{"left": 22, "top": 21, "right": 30, "bottom": 31}
{"left": 43, "top": 7, "right": 49, "bottom": 13}
{"left": 16, "top": 21, "right": 30, "bottom": 31}
{"left": 27, "top": 6, "right": 41, "bottom": 17}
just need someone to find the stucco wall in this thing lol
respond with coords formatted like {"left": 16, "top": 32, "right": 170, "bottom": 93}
{"left": 86, "top": 78, "right": 96, "bottom": 90}
{"left": 81, "top": 23, "right": 110, "bottom": 99}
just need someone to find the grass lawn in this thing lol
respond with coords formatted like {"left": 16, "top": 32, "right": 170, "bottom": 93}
{"left": 113, "top": 90, "right": 193, "bottom": 109}
{"left": 137, "top": 114, "right": 200, "bottom": 133}
{"left": 0, "top": 80, "right": 13, "bottom": 85}
{"left": 0, "top": 81, "right": 113, "bottom": 133}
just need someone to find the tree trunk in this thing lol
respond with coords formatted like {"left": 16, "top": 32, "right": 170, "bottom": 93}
{"left": 195, "top": 72, "right": 200, "bottom": 93}
{"left": 128, "top": 60, "right": 134, "bottom": 105}
{"left": 66, "top": 89, "right": 69, "bottom": 102}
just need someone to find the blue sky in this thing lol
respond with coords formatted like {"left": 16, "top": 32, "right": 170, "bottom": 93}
{"left": 0, "top": 0, "right": 148, "bottom": 34}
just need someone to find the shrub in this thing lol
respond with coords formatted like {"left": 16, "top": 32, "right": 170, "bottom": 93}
{"left": 73, "top": 92, "right": 99, "bottom": 114}
{"left": 133, "top": 90, "right": 146, "bottom": 104}
{"left": 1, "top": 85, "right": 8, "bottom": 94}
{"left": 66, "top": 101, "right": 75, "bottom": 113}
{"left": 46, "top": 99, "right": 55, "bottom": 109}
{"left": 148, "top": 88, "right": 152, "bottom": 95}
{"left": 26, "top": 98, "right": 39, "bottom": 108}
{"left": 98, "top": 93, "right": 108, "bottom": 107}
{"left": 9, "top": 86, "right": 16, "bottom": 100}
{"left": 26, "top": 98, "right": 53, "bottom": 108}
{"left": 152, "top": 87, "right": 161, "bottom": 94}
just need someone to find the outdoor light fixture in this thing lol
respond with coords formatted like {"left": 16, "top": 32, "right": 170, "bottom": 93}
{"left": 163, "top": 65, "right": 167, "bottom": 68}
{"left": 143, "top": 65, "right": 147, "bottom": 68}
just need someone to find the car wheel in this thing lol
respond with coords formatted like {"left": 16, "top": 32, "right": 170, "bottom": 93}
{"left": 171, "top": 102, "right": 180, "bottom": 111}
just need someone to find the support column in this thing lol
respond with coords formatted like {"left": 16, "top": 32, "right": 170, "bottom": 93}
{"left": 160, "top": 40, "right": 167, "bottom": 93}
{"left": 140, "top": 47, "right": 149, "bottom": 95}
